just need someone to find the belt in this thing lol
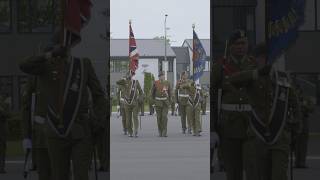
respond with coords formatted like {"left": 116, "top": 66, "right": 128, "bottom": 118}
{"left": 221, "top": 104, "right": 252, "bottom": 112}
{"left": 155, "top": 97, "right": 167, "bottom": 100}
{"left": 178, "top": 94, "right": 189, "bottom": 97}
{"left": 34, "top": 116, "right": 46, "bottom": 124}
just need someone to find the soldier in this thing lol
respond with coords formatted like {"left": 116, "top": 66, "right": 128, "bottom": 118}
{"left": 175, "top": 71, "right": 193, "bottom": 134}
{"left": 201, "top": 86, "right": 209, "bottom": 115}
{"left": 116, "top": 72, "right": 143, "bottom": 137}
{"left": 228, "top": 42, "right": 302, "bottom": 180}
{"left": 0, "top": 95, "right": 9, "bottom": 174}
{"left": 152, "top": 71, "right": 172, "bottom": 137}
{"left": 149, "top": 96, "right": 155, "bottom": 115}
{"left": 171, "top": 93, "right": 176, "bottom": 116}
{"left": 19, "top": 32, "right": 107, "bottom": 180}
{"left": 181, "top": 82, "right": 203, "bottom": 136}
{"left": 294, "top": 84, "right": 315, "bottom": 168}
{"left": 21, "top": 76, "right": 53, "bottom": 180}
{"left": 117, "top": 83, "right": 127, "bottom": 135}
{"left": 211, "top": 30, "right": 259, "bottom": 180}
{"left": 139, "top": 93, "right": 145, "bottom": 116}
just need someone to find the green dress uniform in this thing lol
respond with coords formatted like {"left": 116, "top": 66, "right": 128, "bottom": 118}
{"left": 175, "top": 79, "right": 193, "bottom": 133}
{"left": 117, "top": 85, "right": 127, "bottom": 134}
{"left": 181, "top": 82, "right": 203, "bottom": 136}
{"left": 21, "top": 76, "right": 52, "bottom": 180}
{"left": 0, "top": 96, "right": 9, "bottom": 173}
{"left": 201, "top": 89, "right": 208, "bottom": 115}
{"left": 227, "top": 67, "right": 302, "bottom": 180}
{"left": 212, "top": 55, "right": 259, "bottom": 180}
{"left": 116, "top": 78, "right": 143, "bottom": 137}
{"left": 294, "top": 88, "right": 314, "bottom": 168}
{"left": 19, "top": 54, "right": 107, "bottom": 180}
{"left": 152, "top": 79, "right": 172, "bottom": 137}
{"left": 139, "top": 94, "right": 145, "bottom": 116}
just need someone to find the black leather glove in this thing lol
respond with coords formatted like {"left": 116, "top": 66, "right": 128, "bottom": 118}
{"left": 51, "top": 46, "right": 68, "bottom": 58}
{"left": 258, "top": 64, "right": 272, "bottom": 76}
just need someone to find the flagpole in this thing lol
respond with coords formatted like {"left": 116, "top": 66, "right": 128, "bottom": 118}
{"left": 192, "top": 23, "right": 195, "bottom": 83}
{"left": 129, "top": 19, "right": 132, "bottom": 75}
{"left": 164, "top": 14, "right": 168, "bottom": 80}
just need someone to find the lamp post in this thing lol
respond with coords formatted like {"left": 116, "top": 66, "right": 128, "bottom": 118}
{"left": 164, "top": 14, "right": 168, "bottom": 80}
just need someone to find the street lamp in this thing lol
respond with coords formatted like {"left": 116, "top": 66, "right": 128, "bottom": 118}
{"left": 164, "top": 14, "right": 168, "bottom": 80}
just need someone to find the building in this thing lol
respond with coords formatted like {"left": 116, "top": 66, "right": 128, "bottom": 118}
{"left": 0, "top": 0, "right": 108, "bottom": 111}
{"left": 110, "top": 39, "right": 176, "bottom": 95}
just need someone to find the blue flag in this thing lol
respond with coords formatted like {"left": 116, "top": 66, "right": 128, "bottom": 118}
{"left": 268, "top": 0, "right": 305, "bottom": 63}
{"left": 192, "top": 30, "right": 207, "bottom": 81}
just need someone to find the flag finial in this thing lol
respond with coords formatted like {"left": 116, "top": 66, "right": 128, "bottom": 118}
{"left": 192, "top": 23, "right": 195, "bottom": 29}
{"left": 129, "top": 19, "right": 132, "bottom": 24}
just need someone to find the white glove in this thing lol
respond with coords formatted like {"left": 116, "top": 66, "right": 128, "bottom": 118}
{"left": 116, "top": 105, "right": 120, "bottom": 111}
{"left": 175, "top": 103, "right": 178, "bottom": 109}
{"left": 22, "top": 138, "right": 32, "bottom": 152}
{"left": 210, "top": 132, "right": 219, "bottom": 148}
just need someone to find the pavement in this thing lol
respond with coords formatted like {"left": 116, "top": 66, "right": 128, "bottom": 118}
{"left": 110, "top": 112, "right": 210, "bottom": 180}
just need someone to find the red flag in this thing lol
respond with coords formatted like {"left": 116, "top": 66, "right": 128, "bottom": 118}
{"left": 64, "top": 0, "right": 92, "bottom": 46}
{"left": 129, "top": 22, "right": 139, "bottom": 75}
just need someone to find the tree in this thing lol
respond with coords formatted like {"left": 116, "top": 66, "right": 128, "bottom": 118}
{"left": 153, "top": 36, "right": 171, "bottom": 45}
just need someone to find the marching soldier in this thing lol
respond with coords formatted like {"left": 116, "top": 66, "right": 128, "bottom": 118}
{"left": 181, "top": 82, "right": 203, "bottom": 136}
{"left": 116, "top": 72, "right": 143, "bottom": 137}
{"left": 139, "top": 93, "right": 145, "bottom": 116}
{"left": 0, "top": 95, "right": 9, "bottom": 174}
{"left": 21, "top": 76, "right": 53, "bottom": 180}
{"left": 152, "top": 71, "right": 172, "bottom": 137}
{"left": 148, "top": 96, "right": 155, "bottom": 115}
{"left": 171, "top": 93, "right": 176, "bottom": 116}
{"left": 19, "top": 32, "right": 107, "bottom": 180}
{"left": 294, "top": 84, "right": 315, "bottom": 168}
{"left": 175, "top": 71, "right": 193, "bottom": 134}
{"left": 201, "top": 86, "right": 209, "bottom": 115}
{"left": 117, "top": 83, "right": 127, "bottom": 135}
{"left": 228, "top": 42, "right": 302, "bottom": 180}
{"left": 212, "top": 30, "right": 259, "bottom": 180}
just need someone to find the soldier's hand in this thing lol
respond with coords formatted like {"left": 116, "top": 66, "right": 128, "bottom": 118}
{"left": 22, "top": 138, "right": 32, "bottom": 152}
{"left": 51, "top": 46, "right": 68, "bottom": 58}
{"left": 258, "top": 64, "right": 272, "bottom": 76}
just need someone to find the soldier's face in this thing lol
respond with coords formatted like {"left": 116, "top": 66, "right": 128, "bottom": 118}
{"left": 159, "top": 75, "right": 165, "bottom": 81}
{"left": 182, "top": 74, "right": 187, "bottom": 80}
{"left": 230, "top": 38, "right": 248, "bottom": 57}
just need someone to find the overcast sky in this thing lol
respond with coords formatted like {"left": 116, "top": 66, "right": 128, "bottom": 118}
{"left": 110, "top": 0, "right": 210, "bottom": 46}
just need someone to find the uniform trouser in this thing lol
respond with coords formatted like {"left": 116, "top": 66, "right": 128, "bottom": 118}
{"left": 155, "top": 103, "right": 169, "bottom": 136}
{"left": 0, "top": 121, "right": 7, "bottom": 171}
{"left": 125, "top": 104, "right": 139, "bottom": 135}
{"left": 140, "top": 102, "right": 144, "bottom": 115}
{"left": 295, "top": 117, "right": 309, "bottom": 166}
{"left": 186, "top": 105, "right": 201, "bottom": 134}
{"left": 255, "top": 130, "right": 290, "bottom": 180}
{"left": 120, "top": 104, "right": 127, "bottom": 131}
{"left": 36, "top": 148, "right": 52, "bottom": 180}
{"left": 221, "top": 136, "right": 259, "bottom": 180}
{"left": 171, "top": 102, "right": 175, "bottom": 115}
{"left": 47, "top": 136, "right": 93, "bottom": 180}
{"left": 149, "top": 103, "right": 154, "bottom": 115}
{"left": 179, "top": 104, "right": 187, "bottom": 130}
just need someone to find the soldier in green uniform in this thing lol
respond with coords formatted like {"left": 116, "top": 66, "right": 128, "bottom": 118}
{"left": 181, "top": 82, "right": 203, "bottom": 136}
{"left": 175, "top": 71, "right": 192, "bottom": 134}
{"left": 294, "top": 84, "right": 315, "bottom": 168}
{"left": 171, "top": 93, "right": 176, "bottom": 116}
{"left": 212, "top": 30, "right": 259, "bottom": 180}
{"left": 139, "top": 94, "right": 145, "bottom": 116}
{"left": 116, "top": 72, "right": 143, "bottom": 137}
{"left": 152, "top": 71, "right": 172, "bottom": 137}
{"left": 201, "top": 86, "right": 209, "bottom": 115}
{"left": 0, "top": 95, "right": 9, "bottom": 174}
{"left": 19, "top": 35, "right": 107, "bottom": 180}
{"left": 21, "top": 76, "right": 53, "bottom": 180}
{"left": 117, "top": 83, "right": 127, "bottom": 135}
{"left": 227, "top": 42, "right": 302, "bottom": 180}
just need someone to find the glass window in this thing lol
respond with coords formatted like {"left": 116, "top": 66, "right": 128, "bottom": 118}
{"left": 0, "top": 0, "right": 11, "bottom": 33}
{"left": 111, "top": 59, "right": 129, "bottom": 73}
{"left": 299, "top": 0, "right": 316, "bottom": 30}
{"left": 17, "top": 0, "right": 56, "bottom": 33}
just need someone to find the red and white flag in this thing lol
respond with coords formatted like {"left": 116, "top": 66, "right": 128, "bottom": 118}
{"left": 129, "top": 21, "right": 139, "bottom": 75}
{"left": 64, "top": 0, "right": 92, "bottom": 46}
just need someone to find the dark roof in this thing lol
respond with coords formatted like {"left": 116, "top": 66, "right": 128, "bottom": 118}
{"left": 111, "top": 39, "right": 176, "bottom": 57}
{"left": 171, "top": 47, "right": 190, "bottom": 64}
{"left": 182, "top": 39, "right": 210, "bottom": 56}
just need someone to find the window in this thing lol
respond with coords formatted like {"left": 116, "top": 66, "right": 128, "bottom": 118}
{"left": 17, "top": 0, "right": 56, "bottom": 33}
{"left": 110, "top": 59, "right": 129, "bottom": 73}
{"left": 0, "top": 0, "right": 11, "bottom": 33}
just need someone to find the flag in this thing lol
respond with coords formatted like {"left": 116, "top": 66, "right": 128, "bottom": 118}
{"left": 192, "top": 30, "right": 207, "bottom": 82}
{"left": 129, "top": 22, "right": 139, "bottom": 75}
{"left": 268, "top": 0, "right": 305, "bottom": 63}
{"left": 64, "top": 0, "right": 92, "bottom": 46}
